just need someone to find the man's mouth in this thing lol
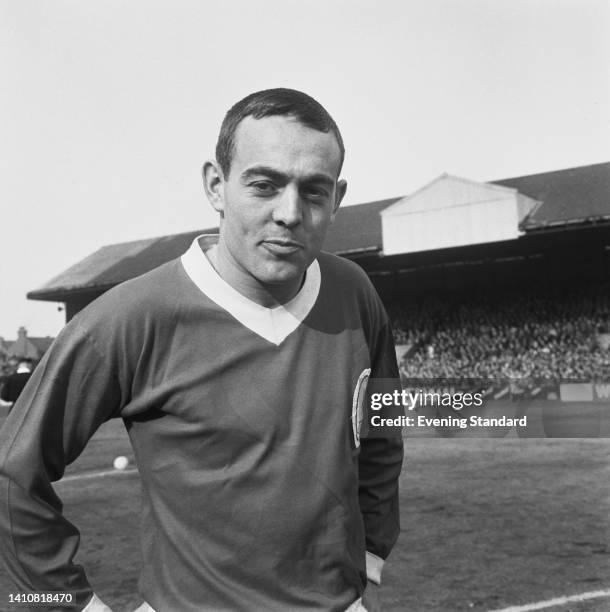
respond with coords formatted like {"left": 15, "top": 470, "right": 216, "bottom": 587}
{"left": 261, "top": 238, "right": 303, "bottom": 256}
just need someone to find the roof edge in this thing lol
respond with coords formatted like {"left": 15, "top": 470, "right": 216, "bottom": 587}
{"left": 522, "top": 214, "right": 610, "bottom": 232}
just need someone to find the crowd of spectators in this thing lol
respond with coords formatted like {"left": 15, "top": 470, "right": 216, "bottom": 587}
{"left": 389, "top": 282, "right": 610, "bottom": 381}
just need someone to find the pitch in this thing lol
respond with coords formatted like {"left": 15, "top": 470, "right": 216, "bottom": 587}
{"left": 0, "top": 421, "right": 608, "bottom": 611}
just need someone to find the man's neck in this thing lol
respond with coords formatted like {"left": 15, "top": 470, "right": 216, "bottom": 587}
{"left": 204, "top": 244, "right": 304, "bottom": 308}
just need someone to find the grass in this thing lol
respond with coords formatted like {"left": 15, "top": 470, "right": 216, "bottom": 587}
{"left": 0, "top": 420, "right": 609, "bottom": 611}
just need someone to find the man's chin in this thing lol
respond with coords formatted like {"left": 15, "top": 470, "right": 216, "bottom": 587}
{"left": 257, "top": 261, "right": 308, "bottom": 287}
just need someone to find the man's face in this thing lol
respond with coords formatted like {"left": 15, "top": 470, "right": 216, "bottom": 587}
{"left": 206, "top": 115, "right": 346, "bottom": 298}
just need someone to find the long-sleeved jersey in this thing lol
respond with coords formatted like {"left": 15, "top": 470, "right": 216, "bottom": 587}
{"left": 0, "top": 236, "right": 403, "bottom": 611}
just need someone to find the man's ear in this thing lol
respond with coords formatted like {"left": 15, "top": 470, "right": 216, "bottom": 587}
{"left": 202, "top": 160, "right": 225, "bottom": 214}
{"left": 330, "top": 179, "right": 347, "bottom": 223}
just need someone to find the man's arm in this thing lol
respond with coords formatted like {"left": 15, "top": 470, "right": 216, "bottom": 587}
{"left": 0, "top": 321, "right": 125, "bottom": 610}
{"left": 359, "top": 435, "right": 403, "bottom": 583}
{"left": 359, "top": 315, "right": 404, "bottom": 590}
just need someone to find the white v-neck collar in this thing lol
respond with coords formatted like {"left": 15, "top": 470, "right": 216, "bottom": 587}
{"left": 180, "top": 235, "right": 321, "bottom": 346}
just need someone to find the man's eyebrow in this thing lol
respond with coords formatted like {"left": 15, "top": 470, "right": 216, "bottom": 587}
{"left": 241, "top": 166, "right": 286, "bottom": 182}
{"left": 301, "top": 173, "right": 336, "bottom": 187}
{"left": 240, "top": 166, "right": 335, "bottom": 186}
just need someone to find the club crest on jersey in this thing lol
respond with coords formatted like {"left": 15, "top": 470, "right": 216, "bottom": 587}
{"left": 352, "top": 368, "right": 371, "bottom": 448}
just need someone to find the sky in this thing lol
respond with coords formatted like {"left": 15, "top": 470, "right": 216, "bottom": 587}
{"left": 1, "top": 0, "right": 608, "bottom": 338}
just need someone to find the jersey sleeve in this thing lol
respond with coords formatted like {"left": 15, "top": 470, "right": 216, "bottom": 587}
{"left": 0, "top": 319, "right": 127, "bottom": 610}
{"left": 358, "top": 307, "right": 404, "bottom": 585}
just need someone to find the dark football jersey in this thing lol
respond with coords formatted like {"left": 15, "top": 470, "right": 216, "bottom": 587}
{"left": 0, "top": 236, "right": 403, "bottom": 611}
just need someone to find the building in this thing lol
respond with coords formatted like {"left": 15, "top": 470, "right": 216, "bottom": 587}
{"left": 27, "top": 162, "right": 610, "bottom": 321}
{"left": 3, "top": 327, "right": 55, "bottom": 361}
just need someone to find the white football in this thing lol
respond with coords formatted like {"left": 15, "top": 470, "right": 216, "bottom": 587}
{"left": 113, "top": 456, "right": 129, "bottom": 470}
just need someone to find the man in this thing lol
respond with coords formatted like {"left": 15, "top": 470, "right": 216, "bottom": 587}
{"left": 0, "top": 357, "right": 34, "bottom": 410}
{"left": 0, "top": 89, "right": 403, "bottom": 611}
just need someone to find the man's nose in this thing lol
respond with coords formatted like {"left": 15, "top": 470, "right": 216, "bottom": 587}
{"left": 272, "top": 186, "right": 303, "bottom": 227}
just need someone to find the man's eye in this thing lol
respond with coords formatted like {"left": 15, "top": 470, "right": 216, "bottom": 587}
{"left": 251, "top": 182, "right": 276, "bottom": 194}
{"left": 303, "top": 187, "right": 327, "bottom": 199}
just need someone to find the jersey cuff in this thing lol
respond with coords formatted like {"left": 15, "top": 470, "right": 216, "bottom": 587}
{"left": 82, "top": 593, "right": 107, "bottom": 612}
{"left": 366, "top": 551, "right": 385, "bottom": 585}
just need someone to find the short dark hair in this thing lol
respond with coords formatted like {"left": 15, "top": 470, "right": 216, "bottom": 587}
{"left": 215, "top": 88, "right": 345, "bottom": 178}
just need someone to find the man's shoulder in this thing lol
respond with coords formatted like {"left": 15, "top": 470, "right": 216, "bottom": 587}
{"left": 317, "top": 251, "right": 372, "bottom": 287}
{"left": 317, "top": 251, "right": 379, "bottom": 302}
{"left": 71, "top": 257, "right": 189, "bottom": 328}
{"left": 315, "top": 251, "right": 389, "bottom": 327}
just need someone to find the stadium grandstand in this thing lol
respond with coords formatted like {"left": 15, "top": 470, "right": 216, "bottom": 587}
{"left": 28, "top": 162, "right": 610, "bottom": 384}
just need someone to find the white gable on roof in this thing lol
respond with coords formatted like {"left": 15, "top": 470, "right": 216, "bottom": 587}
{"left": 380, "top": 174, "right": 539, "bottom": 255}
